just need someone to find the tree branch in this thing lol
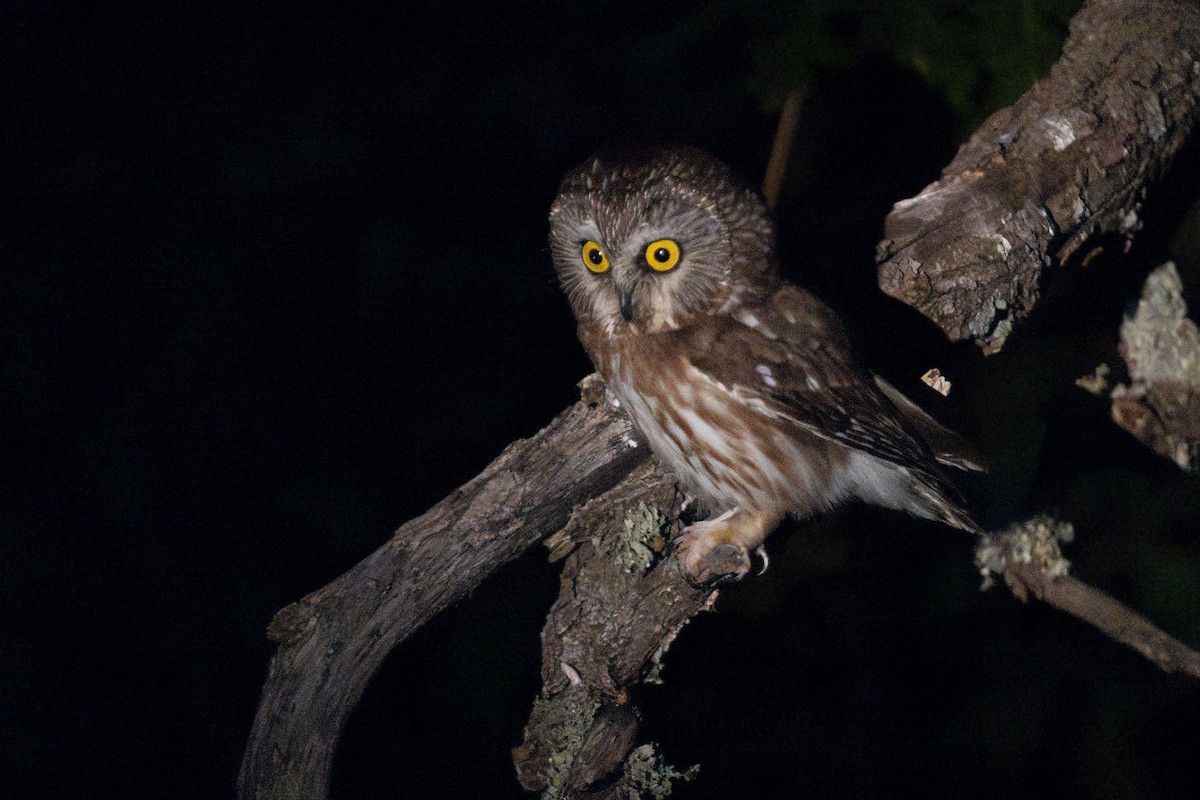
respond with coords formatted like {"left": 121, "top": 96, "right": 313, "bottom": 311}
{"left": 877, "top": 0, "right": 1200, "bottom": 354}
{"left": 513, "top": 460, "right": 711, "bottom": 798}
{"left": 240, "top": 2, "right": 1200, "bottom": 796}
{"left": 237, "top": 378, "right": 647, "bottom": 799}
{"left": 1107, "top": 262, "right": 1200, "bottom": 471}
{"left": 977, "top": 516, "right": 1200, "bottom": 678}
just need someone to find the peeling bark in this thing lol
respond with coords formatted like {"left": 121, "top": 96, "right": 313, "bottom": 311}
{"left": 877, "top": 0, "right": 1200, "bottom": 353}
{"left": 1109, "top": 262, "right": 1200, "bottom": 470}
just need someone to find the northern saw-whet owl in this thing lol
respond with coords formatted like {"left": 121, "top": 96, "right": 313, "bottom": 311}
{"left": 550, "top": 146, "right": 984, "bottom": 583}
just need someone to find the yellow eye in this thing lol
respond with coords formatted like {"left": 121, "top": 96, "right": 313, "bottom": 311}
{"left": 644, "top": 239, "right": 681, "bottom": 272}
{"left": 581, "top": 240, "right": 609, "bottom": 274}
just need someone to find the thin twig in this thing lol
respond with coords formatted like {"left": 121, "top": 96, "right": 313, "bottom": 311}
{"left": 978, "top": 518, "right": 1200, "bottom": 679}
{"left": 1007, "top": 562, "right": 1200, "bottom": 678}
{"left": 761, "top": 89, "right": 805, "bottom": 211}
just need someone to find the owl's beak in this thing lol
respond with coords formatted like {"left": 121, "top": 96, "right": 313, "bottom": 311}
{"left": 618, "top": 290, "right": 634, "bottom": 322}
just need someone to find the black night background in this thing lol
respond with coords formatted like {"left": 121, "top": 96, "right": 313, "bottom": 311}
{"left": 4, "top": 2, "right": 1199, "bottom": 798}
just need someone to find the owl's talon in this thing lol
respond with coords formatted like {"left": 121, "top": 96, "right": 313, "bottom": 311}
{"left": 678, "top": 542, "right": 751, "bottom": 585}
{"left": 754, "top": 545, "right": 769, "bottom": 576}
{"left": 673, "top": 514, "right": 752, "bottom": 584}
{"left": 704, "top": 543, "right": 752, "bottom": 583}
{"left": 671, "top": 508, "right": 781, "bottom": 584}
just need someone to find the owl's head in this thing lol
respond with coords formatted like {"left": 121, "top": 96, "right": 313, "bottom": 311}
{"left": 549, "top": 146, "right": 778, "bottom": 334}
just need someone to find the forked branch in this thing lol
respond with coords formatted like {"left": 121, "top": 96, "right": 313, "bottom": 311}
{"left": 239, "top": 1, "right": 1200, "bottom": 796}
{"left": 237, "top": 380, "right": 649, "bottom": 799}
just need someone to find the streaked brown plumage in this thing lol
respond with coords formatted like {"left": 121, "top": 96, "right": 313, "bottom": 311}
{"left": 550, "top": 146, "right": 984, "bottom": 583}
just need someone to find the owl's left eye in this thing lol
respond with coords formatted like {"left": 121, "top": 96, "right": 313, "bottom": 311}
{"left": 644, "top": 239, "right": 681, "bottom": 272}
{"left": 581, "top": 241, "right": 610, "bottom": 274}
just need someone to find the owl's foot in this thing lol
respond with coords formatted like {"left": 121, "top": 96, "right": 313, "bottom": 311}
{"left": 673, "top": 508, "right": 784, "bottom": 585}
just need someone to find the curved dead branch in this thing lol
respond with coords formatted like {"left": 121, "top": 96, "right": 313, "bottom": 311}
{"left": 240, "top": 2, "right": 1200, "bottom": 797}
{"left": 237, "top": 379, "right": 648, "bottom": 799}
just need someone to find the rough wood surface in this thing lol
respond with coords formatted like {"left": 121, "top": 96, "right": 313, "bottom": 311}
{"left": 237, "top": 378, "right": 647, "bottom": 799}
{"left": 1109, "top": 262, "right": 1200, "bottom": 471}
{"left": 513, "top": 461, "right": 713, "bottom": 798}
{"left": 239, "top": 2, "right": 1200, "bottom": 796}
{"left": 877, "top": 0, "right": 1200, "bottom": 354}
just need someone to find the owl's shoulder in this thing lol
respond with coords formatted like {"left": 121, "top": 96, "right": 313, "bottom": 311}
{"left": 679, "top": 282, "right": 856, "bottom": 382}
{"left": 677, "top": 283, "right": 985, "bottom": 475}
{"left": 754, "top": 283, "right": 853, "bottom": 355}
{"left": 675, "top": 284, "right": 942, "bottom": 466}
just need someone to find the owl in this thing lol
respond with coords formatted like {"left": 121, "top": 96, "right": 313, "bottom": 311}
{"left": 550, "top": 146, "right": 984, "bottom": 583}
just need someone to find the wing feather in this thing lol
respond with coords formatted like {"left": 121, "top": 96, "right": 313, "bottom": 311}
{"left": 684, "top": 284, "right": 935, "bottom": 472}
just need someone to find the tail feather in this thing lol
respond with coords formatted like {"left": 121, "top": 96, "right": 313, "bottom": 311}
{"left": 911, "top": 473, "right": 982, "bottom": 534}
{"left": 873, "top": 374, "right": 987, "bottom": 472}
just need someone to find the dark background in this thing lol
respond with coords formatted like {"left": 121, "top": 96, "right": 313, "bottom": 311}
{"left": 5, "top": 2, "right": 1199, "bottom": 798}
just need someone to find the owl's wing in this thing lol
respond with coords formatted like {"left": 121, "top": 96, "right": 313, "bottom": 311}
{"left": 685, "top": 283, "right": 983, "bottom": 475}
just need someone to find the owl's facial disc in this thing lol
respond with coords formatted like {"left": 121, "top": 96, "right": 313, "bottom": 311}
{"left": 550, "top": 146, "right": 778, "bottom": 333}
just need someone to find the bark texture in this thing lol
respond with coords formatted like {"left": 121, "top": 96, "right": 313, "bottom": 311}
{"left": 877, "top": 0, "right": 1200, "bottom": 354}
{"left": 513, "top": 461, "right": 712, "bottom": 798}
{"left": 240, "top": 2, "right": 1200, "bottom": 797}
{"left": 1109, "top": 262, "right": 1200, "bottom": 471}
{"left": 238, "top": 378, "right": 648, "bottom": 799}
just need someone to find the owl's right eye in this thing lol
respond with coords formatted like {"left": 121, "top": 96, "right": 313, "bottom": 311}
{"left": 581, "top": 241, "right": 610, "bottom": 274}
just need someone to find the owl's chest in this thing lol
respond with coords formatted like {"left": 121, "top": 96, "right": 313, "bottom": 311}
{"left": 588, "top": 330, "right": 835, "bottom": 512}
{"left": 603, "top": 336, "right": 724, "bottom": 471}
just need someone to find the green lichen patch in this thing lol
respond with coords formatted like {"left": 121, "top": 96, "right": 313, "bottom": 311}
{"left": 528, "top": 694, "right": 600, "bottom": 800}
{"left": 593, "top": 502, "right": 669, "bottom": 574}
{"left": 976, "top": 514, "right": 1074, "bottom": 590}
{"left": 624, "top": 743, "right": 698, "bottom": 800}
